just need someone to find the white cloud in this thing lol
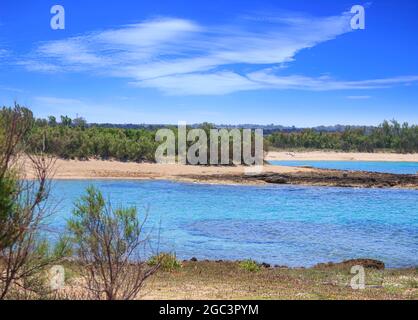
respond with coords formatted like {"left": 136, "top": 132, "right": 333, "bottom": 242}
{"left": 18, "top": 12, "right": 418, "bottom": 95}
{"left": 133, "top": 71, "right": 263, "bottom": 95}
{"left": 346, "top": 95, "right": 371, "bottom": 100}
{"left": 0, "top": 85, "right": 25, "bottom": 93}
{"left": 247, "top": 70, "right": 418, "bottom": 91}
{"left": 17, "top": 61, "right": 64, "bottom": 73}
{"left": 34, "top": 96, "right": 83, "bottom": 105}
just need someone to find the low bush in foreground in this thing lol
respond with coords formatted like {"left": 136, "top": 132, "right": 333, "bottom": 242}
{"left": 67, "top": 186, "right": 159, "bottom": 300}
{"left": 239, "top": 259, "right": 261, "bottom": 272}
{"left": 148, "top": 253, "right": 182, "bottom": 272}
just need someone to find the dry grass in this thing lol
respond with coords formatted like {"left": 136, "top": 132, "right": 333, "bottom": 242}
{"left": 51, "top": 261, "right": 418, "bottom": 300}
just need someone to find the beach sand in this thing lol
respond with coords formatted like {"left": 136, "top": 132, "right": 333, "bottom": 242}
{"left": 23, "top": 157, "right": 310, "bottom": 183}
{"left": 266, "top": 151, "right": 418, "bottom": 162}
{"left": 21, "top": 151, "right": 418, "bottom": 188}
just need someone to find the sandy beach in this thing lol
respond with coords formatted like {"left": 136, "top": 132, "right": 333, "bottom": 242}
{"left": 266, "top": 151, "right": 418, "bottom": 162}
{"left": 20, "top": 151, "right": 418, "bottom": 188}
{"left": 21, "top": 151, "right": 417, "bottom": 180}
{"left": 23, "top": 157, "right": 310, "bottom": 183}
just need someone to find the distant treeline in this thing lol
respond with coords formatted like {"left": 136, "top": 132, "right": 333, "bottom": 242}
{"left": 65, "top": 121, "right": 376, "bottom": 134}
{"left": 28, "top": 115, "right": 262, "bottom": 163}
{"left": 267, "top": 120, "right": 418, "bottom": 153}
{"left": 29, "top": 115, "right": 159, "bottom": 162}
{"left": 2, "top": 106, "right": 417, "bottom": 163}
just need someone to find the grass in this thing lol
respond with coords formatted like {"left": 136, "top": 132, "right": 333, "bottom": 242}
{"left": 140, "top": 261, "right": 417, "bottom": 300}
{"left": 10, "top": 260, "right": 417, "bottom": 300}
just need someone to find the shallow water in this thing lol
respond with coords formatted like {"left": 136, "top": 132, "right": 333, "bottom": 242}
{"left": 48, "top": 180, "right": 418, "bottom": 268}
{"left": 269, "top": 160, "right": 418, "bottom": 174}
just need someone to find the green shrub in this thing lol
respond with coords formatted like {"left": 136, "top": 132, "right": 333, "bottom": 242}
{"left": 148, "top": 253, "right": 182, "bottom": 272}
{"left": 67, "top": 186, "right": 158, "bottom": 300}
{"left": 239, "top": 259, "right": 261, "bottom": 272}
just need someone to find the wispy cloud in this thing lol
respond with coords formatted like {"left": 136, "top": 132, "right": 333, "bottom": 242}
{"left": 17, "top": 12, "right": 418, "bottom": 95}
{"left": 346, "top": 95, "right": 371, "bottom": 100}
{"left": 34, "top": 96, "right": 83, "bottom": 105}
{"left": 0, "top": 85, "right": 25, "bottom": 93}
{"left": 247, "top": 70, "right": 418, "bottom": 91}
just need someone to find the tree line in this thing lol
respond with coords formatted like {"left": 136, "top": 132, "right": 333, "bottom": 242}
{"left": 3, "top": 105, "right": 418, "bottom": 165}
{"left": 267, "top": 120, "right": 418, "bottom": 153}
{"left": 28, "top": 112, "right": 264, "bottom": 163}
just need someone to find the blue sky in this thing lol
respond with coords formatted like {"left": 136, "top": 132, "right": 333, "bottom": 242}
{"left": 0, "top": 0, "right": 417, "bottom": 126}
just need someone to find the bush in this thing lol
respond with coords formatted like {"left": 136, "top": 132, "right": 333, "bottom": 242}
{"left": 67, "top": 186, "right": 159, "bottom": 300}
{"left": 239, "top": 259, "right": 261, "bottom": 272}
{"left": 0, "top": 104, "right": 70, "bottom": 300}
{"left": 148, "top": 253, "right": 182, "bottom": 272}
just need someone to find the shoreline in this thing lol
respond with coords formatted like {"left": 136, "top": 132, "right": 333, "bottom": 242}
{"left": 59, "top": 258, "right": 417, "bottom": 300}
{"left": 22, "top": 152, "right": 418, "bottom": 189}
{"left": 266, "top": 151, "right": 418, "bottom": 162}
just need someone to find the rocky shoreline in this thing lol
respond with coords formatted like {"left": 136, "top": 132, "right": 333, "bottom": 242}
{"left": 182, "top": 169, "right": 418, "bottom": 189}
{"left": 184, "top": 257, "right": 387, "bottom": 270}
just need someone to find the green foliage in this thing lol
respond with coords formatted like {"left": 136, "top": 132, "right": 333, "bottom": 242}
{"left": 67, "top": 186, "right": 155, "bottom": 300}
{"left": 148, "top": 253, "right": 182, "bottom": 272}
{"left": 0, "top": 105, "right": 34, "bottom": 248}
{"left": 11, "top": 237, "right": 72, "bottom": 297}
{"left": 28, "top": 121, "right": 158, "bottom": 162}
{"left": 239, "top": 259, "right": 261, "bottom": 272}
{"left": 0, "top": 104, "right": 71, "bottom": 299}
{"left": 0, "top": 173, "right": 18, "bottom": 246}
{"left": 68, "top": 186, "right": 142, "bottom": 253}
{"left": 14, "top": 107, "right": 418, "bottom": 161}
{"left": 267, "top": 120, "right": 418, "bottom": 153}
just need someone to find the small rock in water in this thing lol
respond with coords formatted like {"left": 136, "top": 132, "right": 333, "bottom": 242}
{"left": 190, "top": 257, "right": 198, "bottom": 262}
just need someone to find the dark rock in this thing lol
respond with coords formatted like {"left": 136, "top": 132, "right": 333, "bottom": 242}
{"left": 190, "top": 257, "right": 198, "bottom": 262}
{"left": 274, "top": 265, "right": 288, "bottom": 269}
{"left": 261, "top": 262, "right": 271, "bottom": 268}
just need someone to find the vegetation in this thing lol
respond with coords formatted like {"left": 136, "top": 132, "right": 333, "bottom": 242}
{"left": 239, "top": 259, "right": 261, "bottom": 272}
{"left": 67, "top": 186, "right": 159, "bottom": 300}
{"left": 140, "top": 260, "right": 417, "bottom": 300}
{"left": 267, "top": 120, "right": 418, "bottom": 153}
{"left": 28, "top": 114, "right": 266, "bottom": 164}
{"left": 29, "top": 116, "right": 159, "bottom": 162}
{"left": 0, "top": 105, "right": 412, "bottom": 163}
{"left": 0, "top": 104, "right": 70, "bottom": 300}
{"left": 28, "top": 113, "right": 418, "bottom": 160}
{"left": 0, "top": 104, "right": 159, "bottom": 300}
{"left": 148, "top": 253, "right": 182, "bottom": 272}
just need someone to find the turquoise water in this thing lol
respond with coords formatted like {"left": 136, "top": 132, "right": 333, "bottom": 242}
{"left": 48, "top": 180, "right": 418, "bottom": 268}
{"left": 269, "top": 160, "right": 418, "bottom": 174}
